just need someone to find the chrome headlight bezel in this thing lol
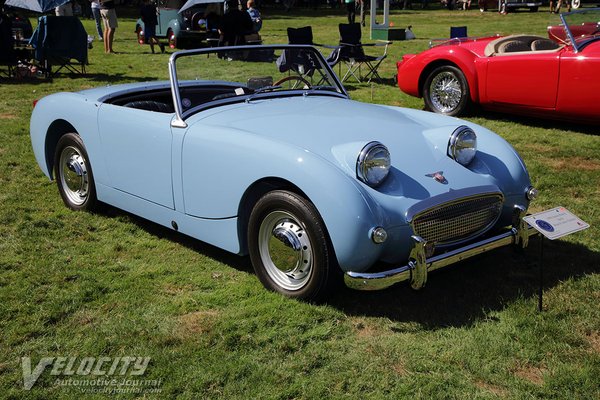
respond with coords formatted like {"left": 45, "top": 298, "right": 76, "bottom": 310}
{"left": 448, "top": 126, "right": 477, "bottom": 166}
{"left": 356, "top": 142, "right": 391, "bottom": 187}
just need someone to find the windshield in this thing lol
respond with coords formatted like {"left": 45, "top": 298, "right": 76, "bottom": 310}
{"left": 555, "top": 8, "right": 600, "bottom": 51}
{"left": 169, "top": 45, "right": 346, "bottom": 125}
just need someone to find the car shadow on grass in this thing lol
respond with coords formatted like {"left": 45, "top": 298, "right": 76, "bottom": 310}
{"left": 101, "top": 206, "right": 598, "bottom": 329}
{"left": 83, "top": 73, "right": 162, "bottom": 84}
{"left": 102, "top": 205, "right": 254, "bottom": 273}
{"left": 327, "top": 236, "right": 600, "bottom": 329}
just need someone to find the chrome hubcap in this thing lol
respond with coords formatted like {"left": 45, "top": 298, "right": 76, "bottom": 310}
{"left": 258, "top": 211, "right": 313, "bottom": 291}
{"left": 430, "top": 71, "right": 462, "bottom": 113}
{"left": 59, "top": 146, "right": 89, "bottom": 206}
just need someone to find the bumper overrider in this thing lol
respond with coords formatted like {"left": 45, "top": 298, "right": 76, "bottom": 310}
{"left": 344, "top": 206, "right": 538, "bottom": 291}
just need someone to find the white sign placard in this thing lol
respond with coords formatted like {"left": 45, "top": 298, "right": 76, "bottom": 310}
{"left": 524, "top": 207, "right": 589, "bottom": 240}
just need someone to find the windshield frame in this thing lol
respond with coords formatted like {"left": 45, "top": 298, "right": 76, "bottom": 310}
{"left": 168, "top": 44, "right": 348, "bottom": 128}
{"left": 560, "top": 8, "right": 600, "bottom": 53}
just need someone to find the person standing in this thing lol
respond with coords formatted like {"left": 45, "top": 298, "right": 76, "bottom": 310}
{"left": 343, "top": 0, "right": 356, "bottom": 24}
{"left": 550, "top": 0, "right": 571, "bottom": 13}
{"left": 100, "top": 0, "right": 117, "bottom": 53}
{"left": 140, "top": 0, "right": 164, "bottom": 53}
{"left": 219, "top": 0, "right": 252, "bottom": 46}
{"left": 246, "top": 0, "right": 262, "bottom": 33}
{"left": 90, "top": 0, "right": 103, "bottom": 41}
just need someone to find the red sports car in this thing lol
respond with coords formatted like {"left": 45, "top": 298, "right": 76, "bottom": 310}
{"left": 396, "top": 8, "right": 600, "bottom": 124}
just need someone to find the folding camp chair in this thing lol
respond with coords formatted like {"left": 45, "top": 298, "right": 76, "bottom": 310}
{"left": 29, "top": 16, "right": 88, "bottom": 77}
{"left": 450, "top": 26, "right": 468, "bottom": 39}
{"left": 337, "top": 23, "right": 390, "bottom": 84}
{"left": 287, "top": 26, "right": 340, "bottom": 68}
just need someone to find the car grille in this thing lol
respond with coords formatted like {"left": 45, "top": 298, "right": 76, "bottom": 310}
{"left": 412, "top": 195, "right": 503, "bottom": 245}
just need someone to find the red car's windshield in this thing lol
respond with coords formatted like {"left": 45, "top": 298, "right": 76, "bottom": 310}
{"left": 553, "top": 9, "right": 600, "bottom": 51}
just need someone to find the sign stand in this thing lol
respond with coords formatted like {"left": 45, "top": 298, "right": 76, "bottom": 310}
{"left": 538, "top": 235, "right": 544, "bottom": 312}
{"left": 369, "top": 0, "right": 405, "bottom": 40}
{"left": 524, "top": 207, "right": 590, "bottom": 313}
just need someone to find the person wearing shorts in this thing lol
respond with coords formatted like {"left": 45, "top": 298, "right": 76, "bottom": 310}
{"left": 100, "top": 0, "right": 118, "bottom": 53}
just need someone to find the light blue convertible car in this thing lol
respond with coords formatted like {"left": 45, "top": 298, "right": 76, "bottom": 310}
{"left": 30, "top": 45, "right": 538, "bottom": 301}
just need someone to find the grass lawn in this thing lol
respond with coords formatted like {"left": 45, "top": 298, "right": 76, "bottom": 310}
{"left": 1, "top": 5, "right": 599, "bottom": 399}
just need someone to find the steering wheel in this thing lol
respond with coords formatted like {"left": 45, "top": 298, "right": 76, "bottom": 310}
{"left": 273, "top": 75, "right": 312, "bottom": 89}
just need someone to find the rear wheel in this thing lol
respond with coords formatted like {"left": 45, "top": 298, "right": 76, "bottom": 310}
{"left": 136, "top": 25, "right": 145, "bottom": 45}
{"left": 54, "top": 133, "right": 98, "bottom": 211}
{"left": 248, "top": 190, "right": 335, "bottom": 301}
{"left": 167, "top": 29, "right": 177, "bottom": 49}
{"left": 423, "top": 65, "right": 470, "bottom": 117}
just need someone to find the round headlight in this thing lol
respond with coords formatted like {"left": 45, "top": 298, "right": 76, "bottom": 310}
{"left": 448, "top": 126, "right": 477, "bottom": 166}
{"left": 357, "top": 142, "right": 391, "bottom": 187}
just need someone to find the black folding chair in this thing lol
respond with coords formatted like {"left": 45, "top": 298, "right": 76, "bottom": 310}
{"left": 29, "top": 16, "right": 88, "bottom": 77}
{"left": 287, "top": 26, "right": 340, "bottom": 69}
{"left": 337, "top": 23, "right": 390, "bottom": 84}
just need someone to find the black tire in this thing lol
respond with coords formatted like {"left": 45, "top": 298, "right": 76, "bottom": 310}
{"left": 423, "top": 65, "right": 470, "bottom": 117}
{"left": 248, "top": 190, "right": 334, "bottom": 301}
{"left": 54, "top": 133, "right": 98, "bottom": 211}
{"left": 529, "top": 6, "right": 538, "bottom": 12}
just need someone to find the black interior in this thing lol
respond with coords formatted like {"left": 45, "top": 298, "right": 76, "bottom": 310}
{"left": 106, "top": 85, "right": 248, "bottom": 114}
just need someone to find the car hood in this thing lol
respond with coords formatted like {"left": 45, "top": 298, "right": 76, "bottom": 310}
{"left": 192, "top": 96, "right": 499, "bottom": 201}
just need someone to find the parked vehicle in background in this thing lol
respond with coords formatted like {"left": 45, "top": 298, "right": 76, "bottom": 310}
{"left": 396, "top": 8, "right": 600, "bottom": 124}
{"left": 477, "top": 0, "right": 541, "bottom": 12}
{"left": 503, "top": 0, "right": 543, "bottom": 12}
{"left": 135, "top": 0, "right": 224, "bottom": 49}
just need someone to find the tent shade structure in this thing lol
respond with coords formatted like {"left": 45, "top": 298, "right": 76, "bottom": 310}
{"left": 4, "top": 0, "right": 70, "bottom": 13}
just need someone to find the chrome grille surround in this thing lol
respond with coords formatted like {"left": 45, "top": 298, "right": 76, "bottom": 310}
{"left": 410, "top": 194, "right": 504, "bottom": 246}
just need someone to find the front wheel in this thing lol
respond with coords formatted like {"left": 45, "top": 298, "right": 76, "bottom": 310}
{"left": 248, "top": 191, "right": 335, "bottom": 301}
{"left": 423, "top": 65, "right": 470, "bottom": 117}
{"left": 54, "top": 133, "right": 98, "bottom": 211}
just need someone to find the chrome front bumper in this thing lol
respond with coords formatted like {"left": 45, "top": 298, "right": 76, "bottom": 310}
{"left": 345, "top": 207, "right": 538, "bottom": 291}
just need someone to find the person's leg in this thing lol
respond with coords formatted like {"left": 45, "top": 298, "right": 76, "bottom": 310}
{"left": 101, "top": 13, "right": 109, "bottom": 52}
{"left": 107, "top": 28, "right": 115, "bottom": 52}
{"left": 107, "top": 10, "right": 118, "bottom": 53}
{"left": 92, "top": 8, "right": 103, "bottom": 39}
{"left": 346, "top": 2, "right": 354, "bottom": 24}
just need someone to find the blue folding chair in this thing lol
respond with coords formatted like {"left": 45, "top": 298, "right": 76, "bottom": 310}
{"left": 29, "top": 16, "right": 88, "bottom": 77}
{"left": 450, "top": 26, "right": 468, "bottom": 38}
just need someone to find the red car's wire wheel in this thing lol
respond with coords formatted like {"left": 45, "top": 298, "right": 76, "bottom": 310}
{"left": 423, "top": 65, "right": 470, "bottom": 117}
